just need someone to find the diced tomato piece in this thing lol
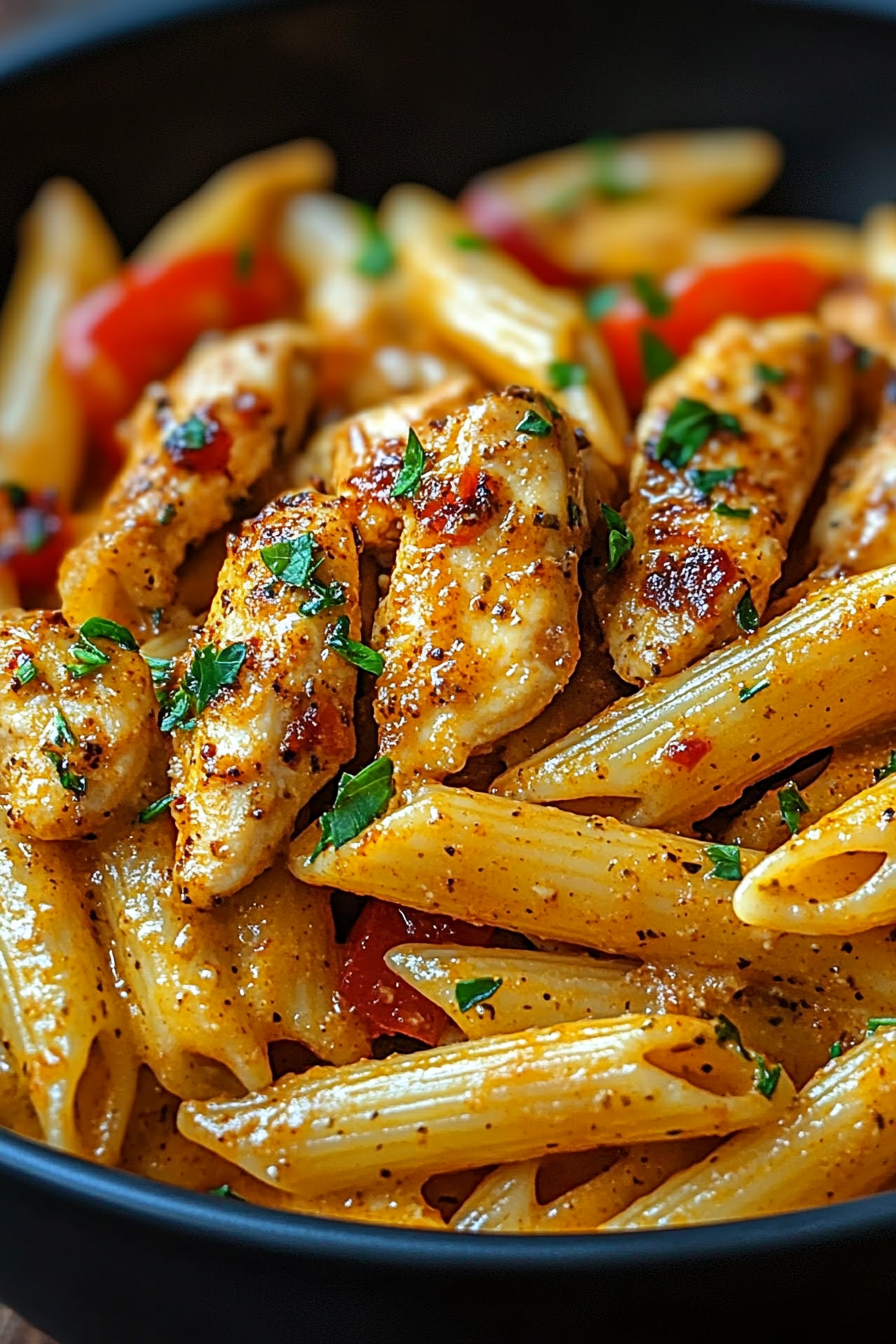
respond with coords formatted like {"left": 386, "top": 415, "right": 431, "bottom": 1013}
{"left": 339, "top": 899, "right": 491, "bottom": 1045}
{"left": 594, "top": 256, "right": 832, "bottom": 412}
{"left": 459, "top": 180, "right": 581, "bottom": 287}
{"left": 61, "top": 247, "right": 293, "bottom": 469}
{"left": 0, "top": 485, "right": 71, "bottom": 604}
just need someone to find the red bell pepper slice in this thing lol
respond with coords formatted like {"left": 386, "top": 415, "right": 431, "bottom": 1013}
{"left": 0, "top": 485, "right": 71, "bottom": 605}
{"left": 459, "top": 179, "right": 581, "bottom": 287}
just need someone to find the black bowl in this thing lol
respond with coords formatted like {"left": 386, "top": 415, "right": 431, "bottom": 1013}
{"left": 2, "top": 2, "right": 896, "bottom": 1339}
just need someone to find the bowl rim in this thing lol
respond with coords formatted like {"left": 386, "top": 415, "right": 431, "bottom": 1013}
{"left": 2, "top": 0, "right": 896, "bottom": 1269}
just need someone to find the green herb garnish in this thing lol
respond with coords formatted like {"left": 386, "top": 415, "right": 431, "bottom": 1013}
{"left": 159, "top": 643, "right": 247, "bottom": 732}
{"left": 736, "top": 589, "right": 759, "bottom": 634}
{"left": 158, "top": 503, "right": 176, "bottom": 526}
{"left": 453, "top": 233, "right": 488, "bottom": 250}
{"left": 585, "top": 285, "right": 621, "bottom": 321}
{"left": 354, "top": 203, "right": 395, "bottom": 279}
{"left": 587, "top": 135, "right": 638, "bottom": 200}
{"left": 208, "top": 1184, "right": 246, "bottom": 1201}
{"left": 601, "top": 502, "right": 634, "bottom": 573}
{"left": 873, "top": 751, "right": 896, "bottom": 783}
{"left": 829, "top": 1041, "right": 843, "bottom": 1059}
{"left": 778, "top": 782, "right": 809, "bottom": 837}
{"left": 261, "top": 534, "right": 320, "bottom": 587}
{"left": 739, "top": 679, "right": 770, "bottom": 703}
{"left": 327, "top": 615, "right": 384, "bottom": 676}
{"left": 235, "top": 245, "right": 254, "bottom": 280}
{"left": 706, "top": 844, "right": 743, "bottom": 882}
{"left": 866, "top": 1017, "right": 896, "bottom": 1035}
{"left": 655, "top": 398, "right": 743, "bottom": 469}
{"left": 52, "top": 707, "right": 76, "bottom": 748}
{"left": 309, "top": 756, "right": 394, "bottom": 862}
{"left": 548, "top": 360, "right": 588, "bottom": 391}
{"left": 300, "top": 582, "right": 347, "bottom": 617}
{"left": 567, "top": 496, "right": 582, "bottom": 528}
{"left": 753, "top": 1055, "right": 782, "bottom": 1099}
{"left": 689, "top": 467, "right": 739, "bottom": 497}
{"left": 14, "top": 657, "right": 37, "bottom": 687}
{"left": 391, "top": 427, "right": 428, "bottom": 500}
{"left": 80, "top": 618, "right": 138, "bottom": 652}
{"left": 640, "top": 329, "right": 677, "bottom": 383}
{"left": 632, "top": 274, "right": 671, "bottom": 318}
{"left": 714, "top": 501, "right": 752, "bottom": 520}
{"left": 164, "top": 414, "right": 214, "bottom": 454}
{"left": 43, "top": 748, "right": 86, "bottom": 798}
{"left": 714, "top": 1014, "right": 751, "bottom": 1059}
{"left": 516, "top": 409, "right": 553, "bottom": 437}
{"left": 138, "top": 794, "right": 173, "bottom": 824}
{"left": 754, "top": 362, "right": 786, "bottom": 384}
{"left": 66, "top": 636, "right": 109, "bottom": 678}
{"left": 455, "top": 977, "right": 503, "bottom": 1013}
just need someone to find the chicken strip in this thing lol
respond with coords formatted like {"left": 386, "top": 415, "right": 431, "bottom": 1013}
{"left": 595, "top": 316, "right": 853, "bottom": 683}
{"left": 0, "top": 610, "right": 158, "bottom": 839}
{"left": 305, "top": 373, "right": 482, "bottom": 560}
{"left": 59, "top": 322, "right": 316, "bottom": 640}
{"left": 373, "top": 386, "right": 585, "bottom": 784}
{"left": 168, "top": 491, "right": 360, "bottom": 905}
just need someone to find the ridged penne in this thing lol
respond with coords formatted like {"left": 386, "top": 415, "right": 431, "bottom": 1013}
{"left": 605, "top": 1029, "right": 896, "bottom": 1228}
{"left": 372, "top": 388, "right": 585, "bottom": 783}
{"left": 59, "top": 323, "right": 316, "bottom": 639}
{"left": 0, "top": 816, "right": 137, "bottom": 1161}
{"left": 733, "top": 773, "right": 896, "bottom": 934}
{"left": 689, "top": 217, "right": 862, "bottom": 274}
{"left": 0, "top": 610, "right": 158, "bottom": 840}
{"left": 169, "top": 492, "right": 359, "bottom": 904}
{"left": 494, "top": 565, "right": 896, "bottom": 826}
{"left": 0, "top": 179, "right": 119, "bottom": 502}
{"left": 381, "top": 183, "right": 625, "bottom": 494}
{"left": 178, "top": 1015, "right": 792, "bottom": 1197}
{"left": 132, "top": 140, "right": 335, "bottom": 263}
{"left": 595, "top": 316, "right": 853, "bottom": 683}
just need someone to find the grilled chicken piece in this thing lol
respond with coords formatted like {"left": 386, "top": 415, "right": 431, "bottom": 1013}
{"left": 595, "top": 316, "right": 853, "bottom": 684}
{"left": 60, "top": 323, "right": 316, "bottom": 640}
{"left": 373, "top": 386, "right": 586, "bottom": 784}
{"left": 307, "top": 373, "right": 483, "bottom": 560}
{"left": 169, "top": 492, "right": 359, "bottom": 905}
{"left": 0, "top": 611, "right": 158, "bottom": 839}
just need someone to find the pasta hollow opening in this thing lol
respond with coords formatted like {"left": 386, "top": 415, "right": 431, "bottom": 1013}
{"left": 795, "top": 849, "right": 886, "bottom": 904}
{"left": 644, "top": 1040, "right": 754, "bottom": 1098}
{"left": 73, "top": 1032, "right": 120, "bottom": 1161}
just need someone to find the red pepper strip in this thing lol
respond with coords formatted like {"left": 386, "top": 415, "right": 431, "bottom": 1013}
{"left": 0, "top": 486, "right": 71, "bottom": 605}
{"left": 459, "top": 180, "right": 581, "bottom": 287}
{"left": 339, "top": 899, "right": 491, "bottom": 1045}
{"left": 595, "top": 256, "right": 832, "bottom": 412}
{"left": 60, "top": 247, "right": 294, "bottom": 469}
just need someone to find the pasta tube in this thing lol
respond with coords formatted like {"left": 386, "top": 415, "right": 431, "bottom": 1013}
{"left": 0, "top": 819, "right": 136, "bottom": 1161}
{"left": 0, "top": 179, "right": 119, "bottom": 501}
{"left": 178, "top": 1015, "right": 793, "bottom": 1197}
{"left": 605, "top": 1029, "right": 896, "bottom": 1228}
{"left": 733, "top": 774, "right": 896, "bottom": 935}
{"left": 381, "top": 183, "right": 625, "bottom": 491}
{"left": 133, "top": 140, "right": 335, "bottom": 263}
{"left": 0, "top": 1030, "right": 40, "bottom": 1139}
{"left": 493, "top": 565, "right": 896, "bottom": 825}
{"left": 689, "top": 217, "right": 861, "bottom": 274}
{"left": 595, "top": 316, "right": 852, "bottom": 683}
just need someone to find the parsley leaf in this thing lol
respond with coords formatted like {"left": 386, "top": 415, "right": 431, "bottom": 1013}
{"left": 587, "top": 136, "right": 638, "bottom": 200}
{"left": 309, "top": 756, "right": 394, "bottom": 862}
{"left": 714, "top": 1015, "right": 751, "bottom": 1059}
{"left": 391, "top": 427, "right": 427, "bottom": 500}
{"left": 548, "top": 360, "right": 588, "bottom": 391}
{"left": 327, "top": 615, "right": 384, "bottom": 676}
{"left": 300, "top": 582, "right": 346, "bottom": 617}
{"left": 601, "top": 502, "right": 634, "bottom": 573}
{"left": 706, "top": 844, "right": 743, "bottom": 882}
{"left": 516, "top": 409, "right": 553, "bottom": 437}
{"left": 164, "top": 414, "right": 214, "bottom": 454}
{"left": 739, "top": 679, "right": 770, "bottom": 703}
{"left": 585, "top": 285, "right": 621, "bottom": 321}
{"left": 689, "top": 467, "right": 739, "bottom": 497}
{"left": 778, "top": 782, "right": 809, "bottom": 836}
{"left": 66, "top": 634, "right": 109, "bottom": 678}
{"left": 736, "top": 589, "right": 759, "bottom": 634}
{"left": 754, "top": 362, "right": 786, "bottom": 384}
{"left": 158, "top": 503, "right": 176, "bottom": 526}
{"left": 208, "top": 1184, "right": 246, "bottom": 1201}
{"left": 455, "top": 976, "right": 503, "bottom": 1013}
{"left": 52, "top": 707, "right": 76, "bottom": 747}
{"left": 13, "top": 656, "right": 37, "bottom": 687}
{"left": 261, "top": 534, "right": 320, "bottom": 588}
{"left": 874, "top": 751, "right": 896, "bottom": 783}
{"left": 829, "top": 1041, "right": 843, "bottom": 1059}
{"left": 655, "top": 398, "right": 743, "bottom": 469}
{"left": 159, "top": 643, "right": 247, "bottom": 732}
{"left": 80, "top": 617, "right": 138, "bottom": 652}
{"left": 753, "top": 1055, "right": 782, "bottom": 1099}
{"left": 235, "top": 245, "right": 254, "bottom": 280}
{"left": 632, "top": 274, "right": 671, "bottom": 318}
{"left": 43, "top": 748, "right": 86, "bottom": 798}
{"left": 567, "top": 496, "right": 583, "bottom": 528}
{"left": 640, "top": 329, "right": 677, "bottom": 383}
{"left": 143, "top": 656, "right": 175, "bottom": 704}
{"left": 714, "top": 501, "right": 752, "bottom": 520}
{"left": 354, "top": 203, "right": 395, "bottom": 278}
{"left": 453, "top": 233, "right": 488, "bottom": 250}
{"left": 866, "top": 1017, "right": 896, "bottom": 1035}
{"left": 138, "top": 794, "right": 173, "bottom": 824}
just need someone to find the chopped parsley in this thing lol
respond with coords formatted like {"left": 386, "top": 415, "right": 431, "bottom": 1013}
{"left": 43, "top": 748, "right": 86, "bottom": 798}
{"left": 455, "top": 976, "right": 503, "bottom": 1013}
{"left": 601, "top": 502, "right": 634, "bottom": 573}
{"left": 829, "top": 1041, "right": 843, "bottom": 1059}
{"left": 80, "top": 618, "right": 138, "bottom": 652}
{"left": 714, "top": 501, "right": 752, "bottom": 520}
{"left": 567, "top": 496, "right": 583, "bottom": 528}
{"left": 706, "top": 844, "right": 743, "bottom": 882}
{"left": 138, "top": 794, "right": 173, "bottom": 824}
{"left": 159, "top": 642, "right": 247, "bottom": 732}
{"left": 739, "top": 679, "right": 770, "bottom": 703}
{"left": 714, "top": 1015, "right": 751, "bottom": 1059}
{"left": 655, "top": 398, "right": 743, "bottom": 469}
{"left": 158, "top": 503, "right": 176, "bottom": 526}
{"left": 754, "top": 1056, "right": 782, "bottom": 1099}
{"left": 327, "top": 615, "right": 384, "bottom": 676}
{"left": 52, "top": 707, "right": 76, "bottom": 748}
{"left": 736, "top": 589, "right": 759, "bottom": 634}
{"left": 164, "top": 414, "right": 215, "bottom": 454}
{"left": 453, "top": 233, "right": 488, "bottom": 250}
{"left": 66, "top": 635, "right": 110, "bottom": 678}
{"left": 587, "top": 135, "right": 638, "bottom": 200}
{"left": 235, "top": 245, "right": 254, "bottom": 280}
{"left": 778, "top": 782, "right": 809, "bottom": 837}
{"left": 689, "top": 467, "right": 739, "bottom": 497}
{"left": 354, "top": 203, "right": 395, "bottom": 279}
{"left": 585, "top": 285, "right": 621, "bottom": 321}
{"left": 632, "top": 274, "right": 671, "bottom": 318}
{"left": 13, "top": 657, "right": 37, "bottom": 687}
{"left": 260, "top": 532, "right": 347, "bottom": 616}
{"left": 144, "top": 655, "right": 175, "bottom": 703}
{"left": 391, "top": 427, "right": 428, "bottom": 499}
{"left": 754, "top": 362, "right": 786, "bottom": 384}
{"left": 309, "top": 756, "right": 394, "bottom": 862}
{"left": 640, "top": 329, "right": 677, "bottom": 383}
{"left": 516, "top": 409, "right": 553, "bottom": 437}
{"left": 300, "top": 582, "right": 347, "bottom": 617}
{"left": 66, "top": 618, "right": 138, "bottom": 679}
{"left": 548, "top": 360, "right": 588, "bottom": 391}
{"left": 873, "top": 751, "right": 896, "bottom": 783}
{"left": 208, "top": 1184, "right": 246, "bottom": 1201}
{"left": 866, "top": 1017, "right": 896, "bottom": 1035}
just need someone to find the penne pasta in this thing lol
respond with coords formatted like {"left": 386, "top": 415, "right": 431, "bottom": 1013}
{"left": 178, "top": 1014, "right": 793, "bottom": 1198}
{"left": 861, "top": 203, "right": 896, "bottom": 290}
{"left": 133, "top": 140, "right": 335, "bottom": 263}
{"left": 0, "top": 1029, "right": 41, "bottom": 1139}
{"left": 689, "top": 216, "right": 862, "bottom": 275}
{"left": 604, "top": 1028, "right": 896, "bottom": 1228}
{"left": 494, "top": 565, "right": 896, "bottom": 826}
{"left": 733, "top": 773, "right": 896, "bottom": 935}
{"left": 0, "top": 179, "right": 120, "bottom": 502}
